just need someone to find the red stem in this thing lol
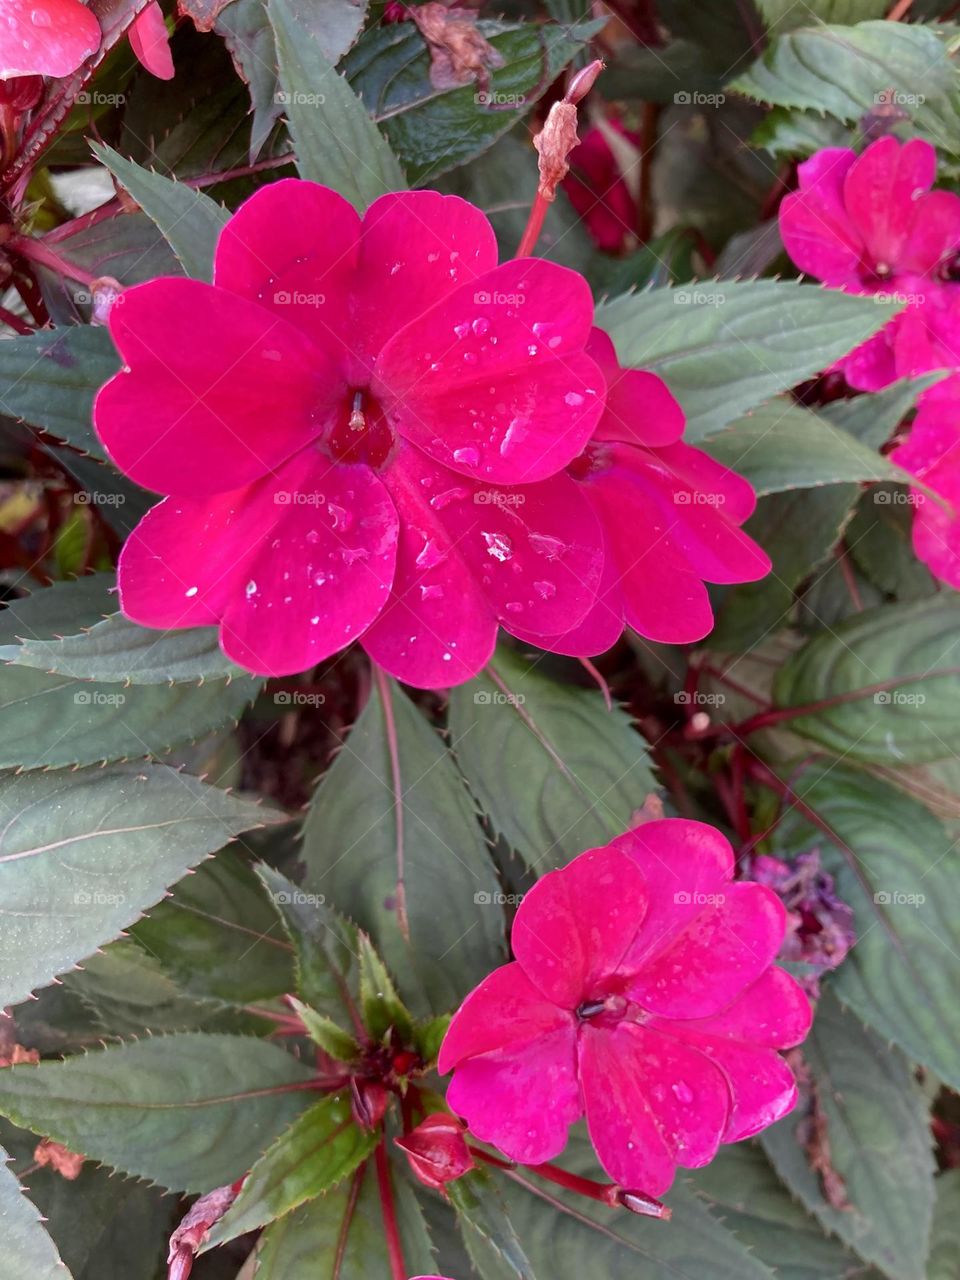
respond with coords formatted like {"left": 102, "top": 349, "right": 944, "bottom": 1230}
{"left": 333, "top": 1163, "right": 368, "bottom": 1280}
{"left": 0, "top": 303, "right": 33, "bottom": 335}
{"left": 516, "top": 191, "right": 549, "bottom": 258}
{"left": 374, "top": 1140, "right": 406, "bottom": 1280}
{"left": 8, "top": 234, "right": 97, "bottom": 286}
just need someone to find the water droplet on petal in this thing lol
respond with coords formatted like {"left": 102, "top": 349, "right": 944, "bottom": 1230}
{"left": 184, "top": 586, "right": 198, "bottom": 598}
{"left": 528, "top": 532, "right": 567, "bottom": 559}
{"left": 453, "top": 446, "right": 480, "bottom": 467}
{"left": 245, "top": 580, "right": 258, "bottom": 596}
{"left": 482, "top": 531, "right": 513, "bottom": 562}
{"left": 472, "top": 317, "right": 490, "bottom": 336}
{"left": 420, "top": 583, "right": 444, "bottom": 601}
{"left": 564, "top": 391, "right": 585, "bottom": 407}
{"left": 672, "top": 1082, "right": 694, "bottom": 1104}
{"left": 533, "top": 580, "right": 556, "bottom": 600}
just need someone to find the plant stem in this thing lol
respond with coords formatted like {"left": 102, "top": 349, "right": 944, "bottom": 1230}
{"left": 8, "top": 235, "right": 97, "bottom": 286}
{"left": 375, "top": 1140, "right": 406, "bottom": 1280}
{"left": 516, "top": 191, "right": 549, "bottom": 258}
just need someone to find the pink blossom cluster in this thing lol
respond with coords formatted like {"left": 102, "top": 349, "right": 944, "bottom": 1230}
{"left": 95, "top": 179, "right": 769, "bottom": 684}
{"left": 439, "top": 820, "right": 811, "bottom": 1195}
{"left": 779, "top": 135, "right": 960, "bottom": 587}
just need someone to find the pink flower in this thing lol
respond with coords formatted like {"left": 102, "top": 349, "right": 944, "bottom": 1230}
{"left": 95, "top": 179, "right": 608, "bottom": 684}
{"left": 128, "top": 2, "right": 174, "bottom": 80}
{"left": 438, "top": 821, "right": 811, "bottom": 1195}
{"left": 563, "top": 120, "right": 642, "bottom": 254}
{"left": 512, "top": 329, "right": 771, "bottom": 650}
{"left": 778, "top": 136, "right": 960, "bottom": 390}
{"left": 890, "top": 373, "right": 960, "bottom": 586}
{"left": 0, "top": 0, "right": 100, "bottom": 79}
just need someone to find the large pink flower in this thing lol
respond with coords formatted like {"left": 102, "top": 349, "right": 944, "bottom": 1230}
{"left": 890, "top": 373, "right": 960, "bottom": 586}
{"left": 512, "top": 329, "right": 771, "bottom": 650}
{"left": 439, "top": 821, "right": 811, "bottom": 1195}
{"left": 95, "top": 179, "right": 608, "bottom": 684}
{"left": 0, "top": 0, "right": 100, "bottom": 79}
{"left": 779, "top": 136, "right": 960, "bottom": 390}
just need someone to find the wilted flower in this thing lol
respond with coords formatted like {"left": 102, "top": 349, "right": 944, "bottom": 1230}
{"left": 439, "top": 821, "right": 811, "bottom": 1195}
{"left": 778, "top": 136, "right": 960, "bottom": 390}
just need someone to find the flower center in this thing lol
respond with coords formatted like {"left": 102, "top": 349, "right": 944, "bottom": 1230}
{"left": 323, "top": 388, "right": 395, "bottom": 469}
{"left": 939, "top": 250, "right": 960, "bottom": 283}
{"left": 576, "top": 993, "right": 628, "bottom": 1027}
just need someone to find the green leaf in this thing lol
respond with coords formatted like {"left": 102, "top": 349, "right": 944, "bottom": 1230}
{"left": 0, "top": 1034, "right": 314, "bottom": 1193}
{"left": 358, "top": 933, "right": 414, "bottom": 1044}
{"left": 500, "top": 1133, "right": 774, "bottom": 1279}
{"left": 710, "top": 485, "right": 858, "bottom": 652}
{"left": 820, "top": 374, "right": 943, "bottom": 451}
{"left": 761, "top": 992, "right": 934, "bottom": 1280}
{"left": 757, "top": 0, "right": 887, "bottom": 33}
{"left": 691, "top": 1143, "right": 885, "bottom": 1280}
{"left": 0, "top": 762, "right": 280, "bottom": 1009}
{"left": 256, "top": 1159, "right": 436, "bottom": 1278}
{"left": 596, "top": 281, "right": 899, "bottom": 442}
{"left": 771, "top": 764, "right": 960, "bottom": 1090}
{"left": 254, "top": 863, "right": 360, "bottom": 1022}
{"left": 732, "top": 22, "right": 960, "bottom": 153}
{"left": 0, "top": 1148, "right": 72, "bottom": 1279}
{"left": 771, "top": 595, "right": 960, "bottom": 763}
{"left": 269, "top": 0, "right": 406, "bottom": 208}
{"left": 448, "top": 1169, "right": 536, "bottom": 1280}
{"left": 3, "top": 610, "right": 246, "bottom": 684}
{"left": 0, "top": 326, "right": 119, "bottom": 460}
{"left": 845, "top": 486, "right": 938, "bottom": 602}
{"left": 133, "top": 853, "right": 296, "bottom": 1006}
{"left": 752, "top": 107, "right": 851, "bottom": 160}
{"left": 702, "top": 400, "right": 903, "bottom": 493}
{"left": 344, "top": 18, "right": 600, "bottom": 185}
{"left": 929, "top": 1169, "right": 960, "bottom": 1280}
{"left": 0, "top": 580, "right": 260, "bottom": 768}
{"left": 301, "top": 680, "right": 503, "bottom": 1015}
{"left": 91, "top": 145, "right": 229, "bottom": 281}
{"left": 448, "top": 646, "right": 656, "bottom": 868}
{"left": 288, "top": 999, "right": 359, "bottom": 1062}
{"left": 206, "top": 1093, "right": 378, "bottom": 1245}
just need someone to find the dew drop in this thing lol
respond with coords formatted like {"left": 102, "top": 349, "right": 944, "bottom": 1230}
{"left": 453, "top": 445, "right": 480, "bottom": 467}
{"left": 245, "top": 580, "right": 257, "bottom": 596}
{"left": 533, "top": 580, "right": 556, "bottom": 600}
{"left": 482, "top": 531, "right": 513, "bottom": 562}
{"left": 672, "top": 1082, "right": 694, "bottom": 1104}
{"left": 416, "top": 537, "right": 446, "bottom": 569}
{"left": 453, "top": 321, "right": 470, "bottom": 339}
{"left": 564, "top": 391, "right": 585, "bottom": 407}
{"left": 420, "top": 583, "right": 444, "bottom": 602}
{"left": 472, "top": 317, "right": 490, "bottom": 337}
{"left": 528, "top": 532, "right": 567, "bottom": 559}
{"left": 184, "top": 586, "right": 198, "bottom": 598}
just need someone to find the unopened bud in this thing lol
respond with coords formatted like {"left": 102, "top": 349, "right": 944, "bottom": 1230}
{"left": 395, "top": 1113, "right": 474, "bottom": 1192}
{"left": 564, "top": 59, "right": 604, "bottom": 106}
{"left": 89, "top": 276, "right": 124, "bottom": 326}
{"left": 351, "top": 1077, "right": 389, "bottom": 1130}
{"left": 532, "top": 60, "right": 604, "bottom": 202}
{"left": 617, "top": 1188, "right": 672, "bottom": 1220}
{"left": 167, "top": 1178, "right": 244, "bottom": 1280}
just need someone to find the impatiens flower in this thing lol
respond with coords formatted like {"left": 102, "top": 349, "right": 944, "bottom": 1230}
{"left": 779, "top": 136, "right": 960, "bottom": 390}
{"left": 513, "top": 329, "right": 771, "bottom": 649}
{"left": 563, "top": 120, "right": 642, "bottom": 254}
{"left": 439, "top": 820, "right": 811, "bottom": 1195}
{"left": 95, "top": 179, "right": 607, "bottom": 684}
{"left": 0, "top": 0, "right": 100, "bottom": 79}
{"left": 128, "top": 2, "right": 174, "bottom": 80}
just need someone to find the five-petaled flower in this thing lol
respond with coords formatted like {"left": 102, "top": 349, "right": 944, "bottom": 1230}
{"left": 439, "top": 820, "right": 811, "bottom": 1195}
{"left": 95, "top": 179, "right": 768, "bottom": 684}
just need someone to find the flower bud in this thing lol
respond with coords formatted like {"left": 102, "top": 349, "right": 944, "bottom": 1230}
{"left": 395, "top": 1114, "right": 474, "bottom": 1191}
{"left": 351, "top": 1077, "right": 390, "bottom": 1130}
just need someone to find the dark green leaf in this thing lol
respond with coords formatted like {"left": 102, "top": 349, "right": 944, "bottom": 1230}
{"left": 448, "top": 1168, "right": 536, "bottom": 1280}
{"left": 0, "top": 1148, "right": 71, "bottom": 1279}
{"left": 929, "top": 1169, "right": 960, "bottom": 1280}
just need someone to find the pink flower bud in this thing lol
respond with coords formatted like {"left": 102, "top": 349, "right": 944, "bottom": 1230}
{"left": 395, "top": 1114, "right": 475, "bottom": 1191}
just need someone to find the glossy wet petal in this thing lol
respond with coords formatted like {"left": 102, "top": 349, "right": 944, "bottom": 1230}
{"left": 843, "top": 136, "right": 937, "bottom": 270}
{"left": 0, "top": 0, "right": 100, "bottom": 78}
{"left": 128, "top": 2, "right": 173, "bottom": 80}
{"left": 587, "top": 329, "right": 685, "bottom": 448}
{"left": 439, "top": 962, "right": 574, "bottom": 1071}
{"left": 779, "top": 147, "right": 861, "bottom": 285}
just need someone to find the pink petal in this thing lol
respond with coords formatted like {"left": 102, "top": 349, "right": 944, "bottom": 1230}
{"left": 439, "top": 962, "right": 574, "bottom": 1071}
{"left": 446, "top": 1025, "right": 581, "bottom": 1165}
{"left": 652, "top": 440, "right": 758, "bottom": 525}
{"left": 612, "top": 820, "right": 734, "bottom": 962}
{"left": 511, "top": 845, "right": 649, "bottom": 1009}
{"left": 508, "top": 554, "right": 625, "bottom": 658}
{"left": 374, "top": 259, "right": 604, "bottom": 483}
{"left": 219, "top": 452, "right": 398, "bottom": 675}
{"left": 579, "top": 1022, "right": 730, "bottom": 1194}
{"left": 214, "top": 180, "right": 361, "bottom": 356}
{"left": 434, "top": 467, "right": 606, "bottom": 639}
{"left": 0, "top": 0, "right": 100, "bottom": 79}
{"left": 128, "top": 2, "right": 173, "bottom": 80}
{"left": 583, "top": 461, "right": 716, "bottom": 643}
{"left": 779, "top": 148, "right": 862, "bottom": 285}
{"left": 360, "top": 446, "right": 498, "bottom": 687}
{"left": 842, "top": 136, "right": 937, "bottom": 271}
{"left": 350, "top": 191, "right": 499, "bottom": 370}
{"left": 96, "top": 278, "right": 342, "bottom": 496}
{"left": 900, "top": 190, "right": 960, "bottom": 275}
{"left": 586, "top": 329, "right": 685, "bottom": 448}
{"left": 627, "top": 883, "right": 788, "bottom": 1020}
{"left": 841, "top": 322, "right": 899, "bottom": 391}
